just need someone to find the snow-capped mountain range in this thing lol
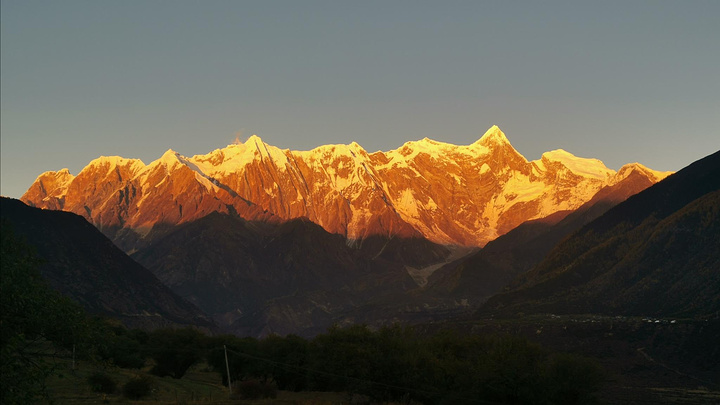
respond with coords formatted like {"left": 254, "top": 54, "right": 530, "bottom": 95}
{"left": 22, "top": 126, "right": 671, "bottom": 247}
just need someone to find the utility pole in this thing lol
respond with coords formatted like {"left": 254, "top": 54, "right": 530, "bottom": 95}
{"left": 223, "top": 345, "right": 232, "bottom": 393}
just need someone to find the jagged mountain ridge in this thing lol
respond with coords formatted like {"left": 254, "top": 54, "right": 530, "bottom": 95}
{"left": 22, "top": 126, "right": 671, "bottom": 248}
{"left": 124, "top": 167, "right": 660, "bottom": 336}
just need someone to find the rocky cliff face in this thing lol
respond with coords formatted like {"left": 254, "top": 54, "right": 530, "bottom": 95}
{"left": 22, "top": 126, "right": 671, "bottom": 248}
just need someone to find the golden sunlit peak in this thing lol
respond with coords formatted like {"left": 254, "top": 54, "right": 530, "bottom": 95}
{"left": 475, "top": 125, "right": 509, "bottom": 146}
{"left": 161, "top": 148, "right": 178, "bottom": 157}
{"left": 348, "top": 141, "right": 366, "bottom": 152}
{"left": 156, "top": 149, "right": 181, "bottom": 166}
{"left": 245, "top": 134, "right": 263, "bottom": 145}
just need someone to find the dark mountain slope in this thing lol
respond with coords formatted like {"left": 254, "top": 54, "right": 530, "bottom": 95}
{"left": 0, "top": 197, "right": 215, "bottom": 330}
{"left": 482, "top": 150, "right": 720, "bottom": 318}
{"left": 423, "top": 168, "right": 657, "bottom": 304}
{"left": 131, "top": 212, "right": 450, "bottom": 336}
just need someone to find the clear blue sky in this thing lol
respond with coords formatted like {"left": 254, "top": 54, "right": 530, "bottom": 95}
{"left": 2, "top": 0, "right": 718, "bottom": 198}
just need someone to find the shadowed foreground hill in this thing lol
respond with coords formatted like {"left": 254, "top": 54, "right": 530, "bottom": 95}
{"left": 0, "top": 197, "right": 215, "bottom": 331}
{"left": 131, "top": 212, "right": 450, "bottom": 337}
{"left": 482, "top": 150, "right": 720, "bottom": 319}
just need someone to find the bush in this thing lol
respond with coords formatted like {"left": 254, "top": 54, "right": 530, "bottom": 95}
{"left": 234, "top": 379, "right": 278, "bottom": 400}
{"left": 122, "top": 376, "right": 155, "bottom": 400}
{"left": 87, "top": 372, "right": 116, "bottom": 394}
{"left": 147, "top": 328, "right": 204, "bottom": 379}
{"left": 260, "top": 334, "right": 309, "bottom": 391}
{"left": 99, "top": 329, "right": 147, "bottom": 369}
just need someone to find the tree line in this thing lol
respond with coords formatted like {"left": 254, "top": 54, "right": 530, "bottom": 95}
{"left": 96, "top": 324, "right": 604, "bottom": 404}
{"left": 1, "top": 222, "right": 604, "bottom": 404}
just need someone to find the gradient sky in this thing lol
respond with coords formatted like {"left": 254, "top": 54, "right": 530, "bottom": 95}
{"left": 2, "top": 1, "right": 718, "bottom": 198}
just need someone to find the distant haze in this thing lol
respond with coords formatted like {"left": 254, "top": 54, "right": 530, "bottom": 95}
{"left": 2, "top": 1, "right": 718, "bottom": 198}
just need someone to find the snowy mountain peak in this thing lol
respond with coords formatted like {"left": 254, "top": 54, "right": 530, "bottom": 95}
{"left": 540, "top": 149, "right": 614, "bottom": 180}
{"left": 159, "top": 149, "right": 181, "bottom": 163}
{"left": 476, "top": 125, "right": 510, "bottom": 146}
{"left": 21, "top": 126, "right": 672, "bottom": 248}
{"left": 616, "top": 162, "right": 673, "bottom": 182}
{"left": 31, "top": 168, "right": 75, "bottom": 187}
{"left": 394, "top": 137, "right": 462, "bottom": 159}
{"left": 349, "top": 141, "right": 365, "bottom": 152}
{"left": 87, "top": 155, "right": 138, "bottom": 166}
{"left": 541, "top": 149, "right": 581, "bottom": 163}
{"left": 20, "top": 168, "right": 77, "bottom": 212}
{"left": 245, "top": 134, "right": 264, "bottom": 145}
{"left": 83, "top": 156, "right": 145, "bottom": 177}
{"left": 145, "top": 149, "right": 186, "bottom": 173}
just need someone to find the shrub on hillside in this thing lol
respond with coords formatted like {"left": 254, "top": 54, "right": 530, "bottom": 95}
{"left": 87, "top": 372, "right": 116, "bottom": 394}
{"left": 122, "top": 376, "right": 155, "bottom": 400}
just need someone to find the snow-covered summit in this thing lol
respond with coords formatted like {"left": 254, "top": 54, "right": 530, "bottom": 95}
{"left": 615, "top": 162, "right": 673, "bottom": 182}
{"left": 82, "top": 155, "right": 146, "bottom": 177}
{"left": 538, "top": 149, "right": 614, "bottom": 180}
{"left": 147, "top": 149, "right": 184, "bottom": 171}
{"left": 32, "top": 168, "right": 74, "bottom": 182}
{"left": 475, "top": 125, "right": 510, "bottom": 146}
{"left": 21, "top": 125, "right": 672, "bottom": 247}
{"left": 87, "top": 155, "right": 144, "bottom": 167}
{"left": 244, "top": 134, "right": 264, "bottom": 146}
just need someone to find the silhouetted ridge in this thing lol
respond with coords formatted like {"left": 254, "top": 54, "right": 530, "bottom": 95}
{"left": 480, "top": 150, "right": 720, "bottom": 319}
{"left": 0, "top": 197, "right": 215, "bottom": 330}
{"left": 130, "top": 212, "right": 450, "bottom": 336}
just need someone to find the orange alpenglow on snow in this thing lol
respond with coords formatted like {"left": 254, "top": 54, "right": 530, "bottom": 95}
{"left": 22, "top": 126, "right": 672, "bottom": 247}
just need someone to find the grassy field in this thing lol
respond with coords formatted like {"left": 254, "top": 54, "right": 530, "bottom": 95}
{"left": 42, "top": 358, "right": 350, "bottom": 404}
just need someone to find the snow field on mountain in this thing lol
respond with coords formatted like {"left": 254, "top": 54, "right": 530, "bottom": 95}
{"left": 23, "top": 126, "right": 672, "bottom": 247}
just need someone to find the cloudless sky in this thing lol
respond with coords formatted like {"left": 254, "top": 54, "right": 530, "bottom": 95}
{"left": 2, "top": 0, "right": 719, "bottom": 198}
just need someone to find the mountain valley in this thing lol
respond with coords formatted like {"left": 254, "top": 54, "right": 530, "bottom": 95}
{"left": 13, "top": 126, "right": 698, "bottom": 338}
{"left": 7, "top": 129, "right": 720, "bottom": 403}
